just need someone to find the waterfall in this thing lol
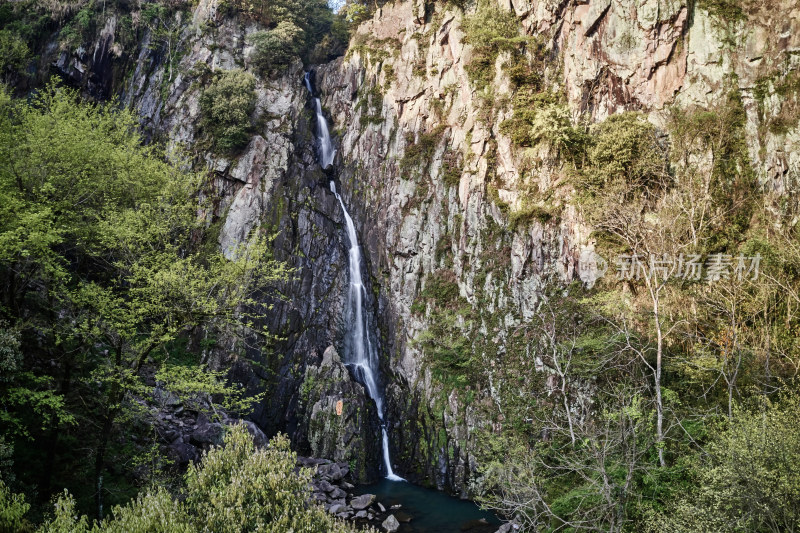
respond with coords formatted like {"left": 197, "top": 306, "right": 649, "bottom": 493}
{"left": 303, "top": 71, "right": 403, "bottom": 482}
{"left": 304, "top": 72, "right": 336, "bottom": 169}
{"left": 330, "top": 181, "right": 403, "bottom": 482}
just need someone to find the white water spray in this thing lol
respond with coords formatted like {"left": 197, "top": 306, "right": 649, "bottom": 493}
{"left": 330, "top": 181, "right": 403, "bottom": 482}
{"left": 304, "top": 72, "right": 336, "bottom": 169}
{"left": 304, "top": 72, "right": 402, "bottom": 481}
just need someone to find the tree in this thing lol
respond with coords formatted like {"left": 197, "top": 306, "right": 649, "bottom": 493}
{"left": 0, "top": 83, "right": 284, "bottom": 517}
{"left": 648, "top": 391, "right": 800, "bottom": 532}
{"left": 248, "top": 22, "right": 304, "bottom": 76}
{"left": 200, "top": 69, "right": 257, "bottom": 153}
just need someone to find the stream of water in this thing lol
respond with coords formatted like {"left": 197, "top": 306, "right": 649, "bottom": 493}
{"left": 303, "top": 70, "right": 501, "bottom": 531}
{"left": 304, "top": 72, "right": 402, "bottom": 481}
{"left": 304, "top": 72, "right": 336, "bottom": 168}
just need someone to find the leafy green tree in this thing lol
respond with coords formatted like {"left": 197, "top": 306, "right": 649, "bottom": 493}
{"left": 0, "top": 83, "right": 284, "bottom": 517}
{"left": 200, "top": 69, "right": 257, "bottom": 152}
{"left": 0, "top": 479, "right": 31, "bottom": 532}
{"left": 648, "top": 391, "right": 800, "bottom": 532}
{"left": 248, "top": 22, "right": 304, "bottom": 76}
{"left": 462, "top": 2, "right": 523, "bottom": 91}
{"left": 0, "top": 30, "right": 29, "bottom": 83}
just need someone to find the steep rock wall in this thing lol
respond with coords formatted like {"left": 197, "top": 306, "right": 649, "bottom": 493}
{"left": 315, "top": 0, "right": 800, "bottom": 494}
{"left": 36, "top": 0, "right": 800, "bottom": 495}
{"left": 44, "top": 0, "right": 384, "bottom": 479}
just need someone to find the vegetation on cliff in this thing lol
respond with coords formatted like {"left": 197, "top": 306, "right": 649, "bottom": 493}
{"left": 1, "top": 0, "right": 799, "bottom": 531}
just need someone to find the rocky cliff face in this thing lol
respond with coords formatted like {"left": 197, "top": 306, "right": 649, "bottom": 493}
{"left": 312, "top": 0, "right": 800, "bottom": 494}
{"left": 43, "top": 0, "right": 800, "bottom": 495}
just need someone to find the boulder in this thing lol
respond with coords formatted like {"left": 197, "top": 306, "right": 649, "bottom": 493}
{"left": 329, "top": 487, "right": 347, "bottom": 500}
{"left": 318, "top": 480, "right": 335, "bottom": 493}
{"left": 189, "top": 420, "right": 224, "bottom": 446}
{"left": 382, "top": 514, "right": 400, "bottom": 532}
{"left": 350, "top": 493, "right": 375, "bottom": 510}
{"left": 167, "top": 441, "right": 198, "bottom": 465}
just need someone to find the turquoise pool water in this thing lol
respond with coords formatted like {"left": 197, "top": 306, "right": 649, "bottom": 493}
{"left": 355, "top": 478, "right": 502, "bottom": 532}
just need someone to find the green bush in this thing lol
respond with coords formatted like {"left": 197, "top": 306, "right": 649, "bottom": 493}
{"left": 200, "top": 69, "right": 257, "bottom": 153}
{"left": 0, "top": 480, "right": 31, "bottom": 532}
{"left": 399, "top": 125, "right": 446, "bottom": 179}
{"left": 0, "top": 30, "right": 29, "bottom": 82}
{"left": 648, "top": 392, "right": 800, "bottom": 532}
{"left": 462, "top": 3, "right": 522, "bottom": 91}
{"left": 248, "top": 22, "right": 303, "bottom": 76}
{"left": 581, "top": 112, "right": 668, "bottom": 200}
{"left": 696, "top": 0, "right": 746, "bottom": 23}
{"left": 16, "top": 425, "right": 364, "bottom": 532}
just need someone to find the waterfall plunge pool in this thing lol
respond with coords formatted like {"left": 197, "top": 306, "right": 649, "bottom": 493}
{"left": 354, "top": 478, "right": 502, "bottom": 532}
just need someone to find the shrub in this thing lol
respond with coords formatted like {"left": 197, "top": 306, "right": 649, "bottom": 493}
{"left": 529, "top": 103, "right": 586, "bottom": 158}
{"left": 27, "top": 425, "right": 364, "bottom": 532}
{"left": 0, "top": 480, "right": 31, "bottom": 532}
{"left": 399, "top": 125, "right": 446, "bottom": 179}
{"left": 696, "top": 0, "right": 746, "bottom": 23}
{"left": 0, "top": 30, "right": 29, "bottom": 82}
{"left": 442, "top": 148, "right": 463, "bottom": 188}
{"left": 648, "top": 392, "right": 800, "bottom": 532}
{"left": 200, "top": 69, "right": 257, "bottom": 153}
{"left": 248, "top": 22, "right": 303, "bottom": 76}
{"left": 582, "top": 112, "right": 668, "bottom": 200}
{"left": 462, "top": 3, "right": 522, "bottom": 91}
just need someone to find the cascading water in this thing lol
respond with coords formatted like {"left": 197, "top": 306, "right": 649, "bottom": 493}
{"left": 330, "top": 181, "right": 403, "bottom": 481}
{"left": 304, "top": 72, "right": 336, "bottom": 169}
{"left": 304, "top": 72, "right": 403, "bottom": 482}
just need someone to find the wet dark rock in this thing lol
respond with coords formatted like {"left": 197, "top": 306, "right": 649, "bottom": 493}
{"left": 329, "top": 486, "right": 347, "bottom": 499}
{"left": 461, "top": 518, "right": 491, "bottom": 531}
{"left": 493, "top": 521, "right": 521, "bottom": 533}
{"left": 190, "top": 419, "right": 224, "bottom": 446}
{"left": 167, "top": 441, "right": 198, "bottom": 466}
{"left": 318, "top": 479, "right": 336, "bottom": 492}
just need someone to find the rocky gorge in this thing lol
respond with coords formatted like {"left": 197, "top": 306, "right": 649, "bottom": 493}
{"left": 6, "top": 0, "right": 800, "bottom": 528}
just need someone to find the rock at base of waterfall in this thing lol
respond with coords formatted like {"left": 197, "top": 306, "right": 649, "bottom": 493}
{"left": 317, "top": 479, "right": 335, "bottom": 492}
{"left": 382, "top": 514, "right": 400, "bottom": 532}
{"left": 350, "top": 493, "right": 375, "bottom": 510}
{"left": 494, "top": 520, "right": 521, "bottom": 532}
{"left": 329, "top": 486, "right": 347, "bottom": 499}
{"left": 377, "top": 502, "right": 386, "bottom": 512}
{"left": 327, "top": 504, "right": 343, "bottom": 514}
